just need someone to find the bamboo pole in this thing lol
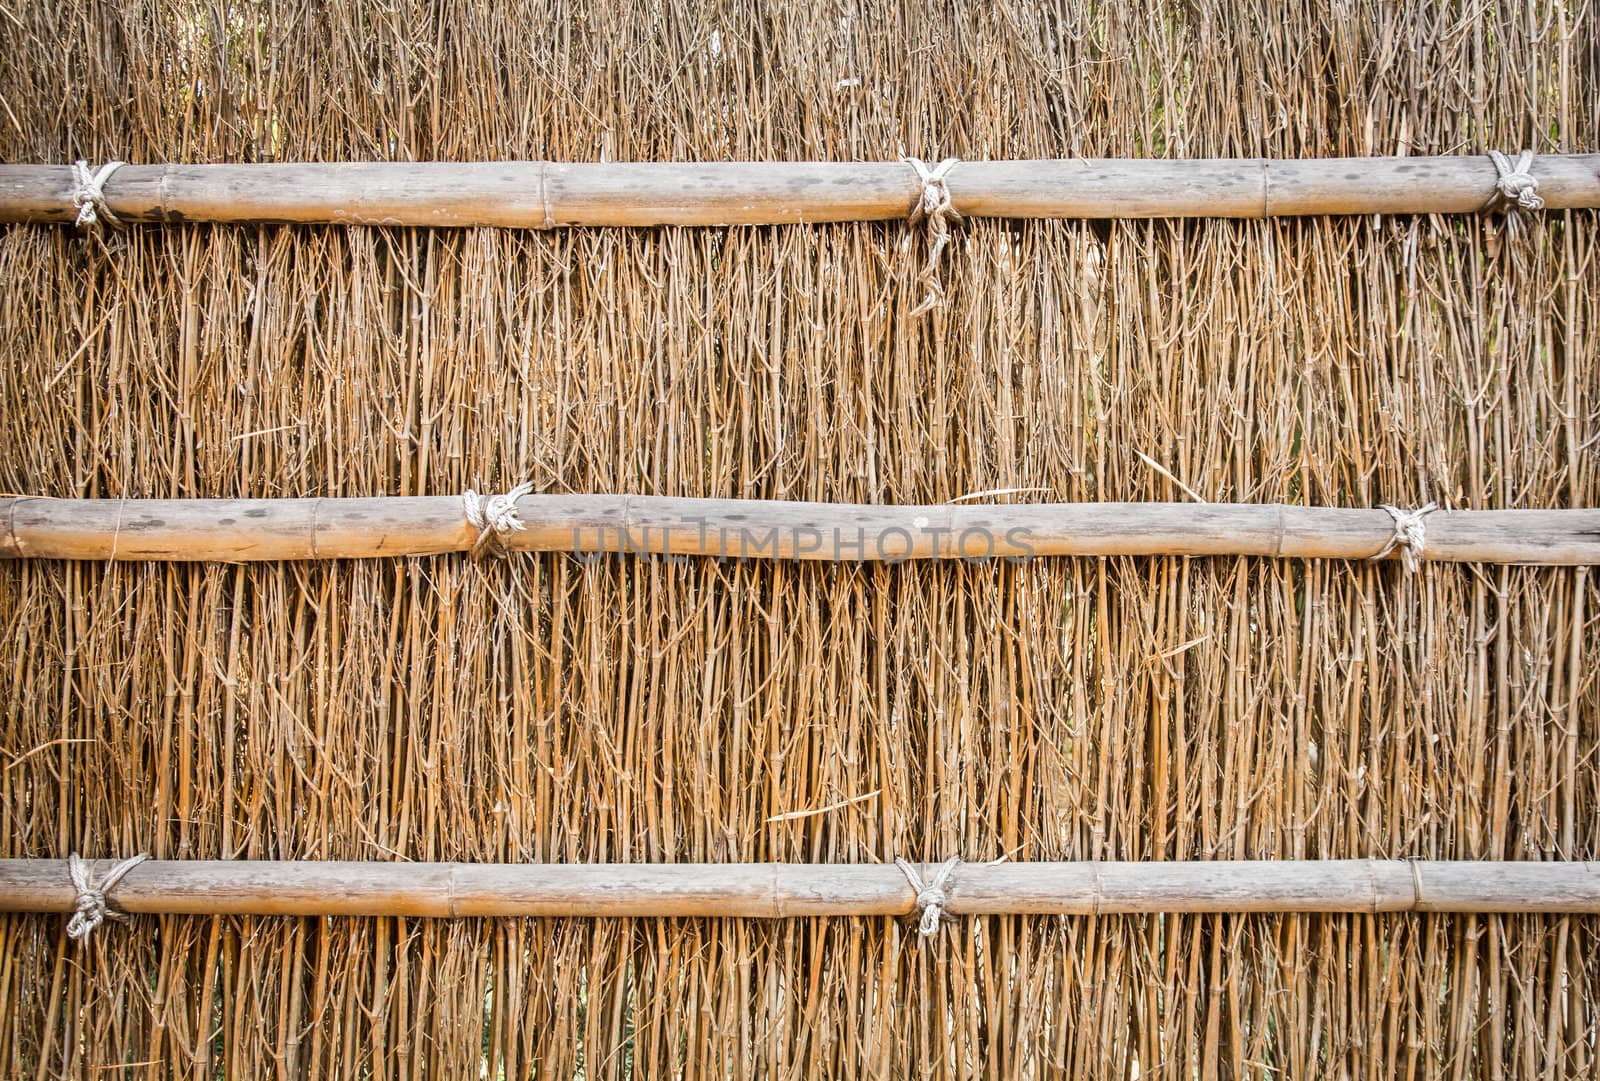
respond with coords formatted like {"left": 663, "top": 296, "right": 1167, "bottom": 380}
{"left": 2, "top": 496, "right": 1597, "bottom": 565}
{"left": 4, "top": 860, "right": 1597, "bottom": 919}
{"left": 2, "top": 157, "right": 1598, "bottom": 227}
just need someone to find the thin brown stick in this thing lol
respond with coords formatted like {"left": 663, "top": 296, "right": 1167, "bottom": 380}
{"left": 1, "top": 496, "right": 1596, "bottom": 565}
{"left": 2, "top": 157, "right": 1598, "bottom": 226}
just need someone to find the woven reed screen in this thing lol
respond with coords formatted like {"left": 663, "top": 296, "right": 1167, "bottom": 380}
{"left": 1, "top": 2, "right": 1597, "bottom": 1077}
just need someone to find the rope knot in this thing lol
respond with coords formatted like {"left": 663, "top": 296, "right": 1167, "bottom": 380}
{"left": 463, "top": 481, "right": 534, "bottom": 559}
{"left": 895, "top": 856, "right": 961, "bottom": 938}
{"left": 901, "top": 157, "right": 962, "bottom": 316}
{"left": 906, "top": 156, "right": 959, "bottom": 221}
{"left": 66, "top": 853, "right": 147, "bottom": 943}
{"left": 71, "top": 160, "right": 126, "bottom": 228}
{"left": 1487, "top": 150, "right": 1544, "bottom": 212}
{"left": 1369, "top": 502, "right": 1438, "bottom": 573}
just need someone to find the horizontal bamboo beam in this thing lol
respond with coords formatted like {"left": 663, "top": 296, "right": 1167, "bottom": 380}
{"left": 4, "top": 860, "right": 1597, "bottom": 919}
{"left": 2, "top": 156, "right": 1597, "bottom": 227}
{"left": 2, "top": 496, "right": 1597, "bottom": 565}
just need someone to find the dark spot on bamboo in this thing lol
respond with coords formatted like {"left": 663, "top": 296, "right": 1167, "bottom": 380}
{"left": 245, "top": 509, "right": 268, "bottom": 518}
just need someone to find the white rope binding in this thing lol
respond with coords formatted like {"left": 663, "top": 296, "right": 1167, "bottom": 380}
{"left": 71, "top": 160, "right": 126, "bottom": 228}
{"left": 1369, "top": 503, "right": 1438, "bottom": 573}
{"left": 895, "top": 856, "right": 961, "bottom": 938}
{"left": 66, "top": 853, "right": 147, "bottom": 943}
{"left": 463, "top": 481, "right": 533, "bottom": 558}
{"left": 901, "top": 157, "right": 962, "bottom": 316}
{"left": 1487, "top": 150, "right": 1544, "bottom": 212}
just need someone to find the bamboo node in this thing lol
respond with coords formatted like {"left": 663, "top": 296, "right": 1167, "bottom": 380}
{"left": 895, "top": 856, "right": 961, "bottom": 937}
{"left": 65, "top": 853, "right": 147, "bottom": 943}
{"left": 1369, "top": 503, "right": 1437, "bottom": 573}
{"left": 1487, "top": 150, "right": 1543, "bottom": 212}
{"left": 70, "top": 160, "right": 125, "bottom": 228}
{"left": 901, "top": 157, "right": 962, "bottom": 316}
{"left": 462, "top": 482, "right": 533, "bottom": 559}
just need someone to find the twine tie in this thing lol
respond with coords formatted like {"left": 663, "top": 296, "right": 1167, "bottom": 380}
{"left": 463, "top": 481, "right": 533, "bottom": 559}
{"left": 902, "top": 157, "right": 962, "bottom": 316}
{"left": 1369, "top": 503, "right": 1438, "bottom": 573}
{"left": 66, "top": 853, "right": 147, "bottom": 942}
{"left": 1487, "top": 150, "right": 1543, "bottom": 212}
{"left": 895, "top": 856, "right": 961, "bottom": 937}
{"left": 71, "top": 160, "right": 126, "bottom": 228}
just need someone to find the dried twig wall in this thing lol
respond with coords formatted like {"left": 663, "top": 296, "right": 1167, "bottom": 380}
{"left": 1, "top": 1, "right": 1597, "bottom": 1079}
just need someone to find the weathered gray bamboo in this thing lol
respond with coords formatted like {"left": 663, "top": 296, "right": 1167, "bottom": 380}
{"left": 2, "top": 156, "right": 1598, "bottom": 226}
{"left": 5, "top": 860, "right": 1598, "bottom": 918}
{"left": 2, "top": 496, "right": 1597, "bottom": 565}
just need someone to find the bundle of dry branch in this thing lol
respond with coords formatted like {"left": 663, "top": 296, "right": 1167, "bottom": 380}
{"left": 2, "top": 1, "right": 1598, "bottom": 1079}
